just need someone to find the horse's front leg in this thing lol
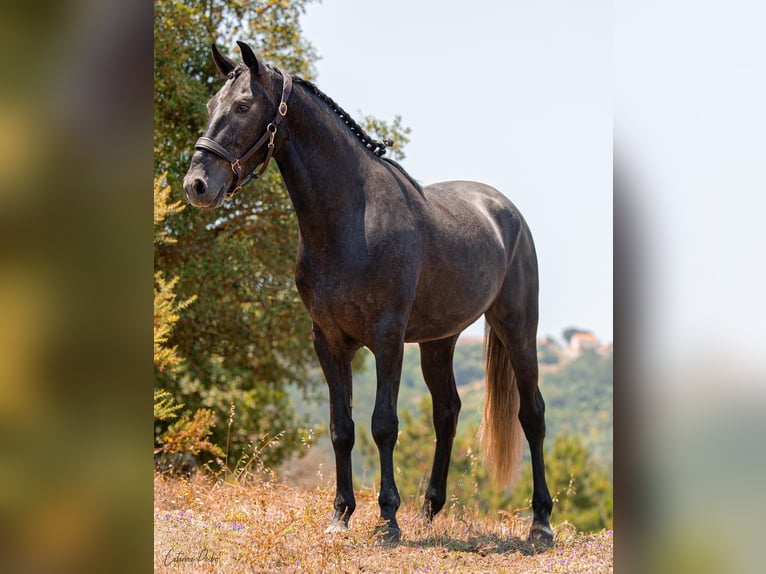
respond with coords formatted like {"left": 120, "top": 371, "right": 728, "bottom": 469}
{"left": 312, "top": 324, "right": 357, "bottom": 533}
{"left": 371, "top": 325, "right": 406, "bottom": 544}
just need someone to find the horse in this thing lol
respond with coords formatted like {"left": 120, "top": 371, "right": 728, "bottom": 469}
{"left": 183, "top": 41, "right": 553, "bottom": 547}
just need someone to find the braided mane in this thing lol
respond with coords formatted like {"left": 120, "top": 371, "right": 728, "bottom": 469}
{"left": 293, "top": 76, "right": 393, "bottom": 157}
{"left": 290, "top": 75, "right": 421, "bottom": 191}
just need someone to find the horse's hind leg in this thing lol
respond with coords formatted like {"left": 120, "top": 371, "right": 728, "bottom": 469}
{"left": 511, "top": 332, "right": 553, "bottom": 546}
{"left": 312, "top": 324, "right": 358, "bottom": 533}
{"left": 486, "top": 281, "right": 554, "bottom": 547}
{"left": 419, "top": 335, "right": 461, "bottom": 520}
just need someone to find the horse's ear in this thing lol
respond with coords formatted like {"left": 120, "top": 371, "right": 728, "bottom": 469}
{"left": 211, "top": 44, "right": 236, "bottom": 77}
{"left": 236, "top": 41, "right": 261, "bottom": 76}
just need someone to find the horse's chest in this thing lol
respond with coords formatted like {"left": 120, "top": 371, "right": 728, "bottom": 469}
{"left": 296, "top": 261, "right": 362, "bottom": 311}
{"left": 295, "top": 256, "right": 411, "bottom": 339}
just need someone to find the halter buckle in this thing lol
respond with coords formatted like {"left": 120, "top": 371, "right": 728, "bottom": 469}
{"left": 267, "top": 123, "right": 277, "bottom": 149}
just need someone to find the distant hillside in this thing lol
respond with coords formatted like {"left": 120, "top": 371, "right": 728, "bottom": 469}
{"left": 283, "top": 337, "right": 612, "bottom": 483}
{"left": 538, "top": 350, "right": 613, "bottom": 471}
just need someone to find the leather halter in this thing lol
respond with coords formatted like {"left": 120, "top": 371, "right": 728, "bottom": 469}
{"left": 194, "top": 69, "right": 293, "bottom": 197}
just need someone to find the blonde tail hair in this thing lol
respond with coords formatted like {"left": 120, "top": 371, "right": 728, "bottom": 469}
{"left": 480, "top": 323, "right": 526, "bottom": 489}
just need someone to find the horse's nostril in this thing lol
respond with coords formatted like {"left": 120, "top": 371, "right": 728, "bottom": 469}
{"left": 192, "top": 178, "right": 207, "bottom": 196}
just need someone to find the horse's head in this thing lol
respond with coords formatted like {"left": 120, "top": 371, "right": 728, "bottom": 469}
{"left": 183, "top": 42, "right": 286, "bottom": 209}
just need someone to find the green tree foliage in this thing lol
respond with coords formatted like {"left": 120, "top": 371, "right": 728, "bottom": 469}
{"left": 154, "top": 0, "right": 320, "bottom": 468}
{"left": 541, "top": 349, "right": 613, "bottom": 469}
{"left": 528, "top": 434, "right": 613, "bottom": 531}
{"left": 154, "top": 0, "right": 412, "bottom": 468}
{"left": 154, "top": 388, "right": 183, "bottom": 422}
{"left": 358, "top": 114, "right": 411, "bottom": 162}
{"left": 537, "top": 336, "right": 562, "bottom": 365}
{"left": 538, "top": 345, "right": 560, "bottom": 365}
{"left": 153, "top": 172, "right": 196, "bottom": 375}
{"left": 156, "top": 407, "right": 225, "bottom": 459}
{"left": 154, "top": 174, "right": 222, "bottom": 463}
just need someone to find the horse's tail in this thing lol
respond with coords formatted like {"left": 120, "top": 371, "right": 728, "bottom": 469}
{"left": 480, "top": 323, "right": 526, "bottom": 489}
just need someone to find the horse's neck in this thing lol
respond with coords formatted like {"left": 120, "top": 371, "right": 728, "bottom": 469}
{"left": 274, "top": 85, "right": 373, "bottom": 247}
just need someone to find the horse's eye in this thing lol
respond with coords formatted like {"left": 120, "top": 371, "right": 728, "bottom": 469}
{"left": 238, "top": 103, "right": 249, "bottom": 113}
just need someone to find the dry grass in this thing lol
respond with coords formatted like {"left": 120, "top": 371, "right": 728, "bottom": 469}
{"left": 154, "top": 473, "right": 613, "bottom": 573}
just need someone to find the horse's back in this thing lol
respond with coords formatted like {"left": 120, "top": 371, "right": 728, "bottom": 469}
{"left": 404, "top": 180, "right": 534, "bottom": 342}
{"left": 421, "top": 180, "right": 530, "bottom": 256}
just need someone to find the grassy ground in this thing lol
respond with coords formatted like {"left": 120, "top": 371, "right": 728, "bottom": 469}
{"left": 154, "top": 473, "right": 613, "bottom": 573}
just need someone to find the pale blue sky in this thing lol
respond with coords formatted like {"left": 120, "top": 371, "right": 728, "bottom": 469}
{"left": 300, "top": 1, "right": 613, "bottom": 342}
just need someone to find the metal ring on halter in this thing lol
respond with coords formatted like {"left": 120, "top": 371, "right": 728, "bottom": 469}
{"left": 266, "top": 123, "right": 277, "bottom": 148}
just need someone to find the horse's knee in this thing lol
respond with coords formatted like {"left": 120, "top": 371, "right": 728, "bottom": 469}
{"left": 371, "top": 410, "right": 398, "bottom": 448}
{"left": 331, "top": 418, "right": 355, "bottom": 452}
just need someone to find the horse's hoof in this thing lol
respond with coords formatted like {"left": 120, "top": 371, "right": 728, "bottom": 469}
{"left": 373, "top": 524, "right": 401, "bottom": 546}
{"left": 528, "top": 523, "right": 554, "bottom": 550}
{"left": 324, "top": 520, "right": 348, "bottom": 534}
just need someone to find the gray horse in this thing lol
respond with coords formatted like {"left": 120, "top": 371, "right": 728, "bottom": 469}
{"left": 183, "top": 41, "right": 553, "bottom": 547}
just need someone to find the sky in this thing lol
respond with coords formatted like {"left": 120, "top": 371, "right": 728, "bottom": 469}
{"left": 299, "top": 0, "right": 612, "bottom": 342}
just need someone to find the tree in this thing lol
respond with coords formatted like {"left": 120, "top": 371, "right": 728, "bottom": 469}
{"left": 154, "top": 172, "right": 196, "bottom": 374}
{"left": 540, "top": 349, "right": 613, "bottom": 469}
{"left": 154, "top": 171, "right": 225, "bottom": 468}
{"left": 154, "top": 0, "right": 411, "bottom": 467}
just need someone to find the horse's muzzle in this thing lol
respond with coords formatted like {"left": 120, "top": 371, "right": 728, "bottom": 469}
{"left": 183, "top": 172, "right": 226, "bottom": 209}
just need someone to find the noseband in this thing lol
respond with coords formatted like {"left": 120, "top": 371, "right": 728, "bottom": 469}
{"left": 194, "top": 69, "right": 293, "bottom": 197}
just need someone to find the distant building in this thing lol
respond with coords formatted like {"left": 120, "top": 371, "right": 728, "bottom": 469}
{"left": 569, "top": 331, "right": 600, "bottom": 354}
